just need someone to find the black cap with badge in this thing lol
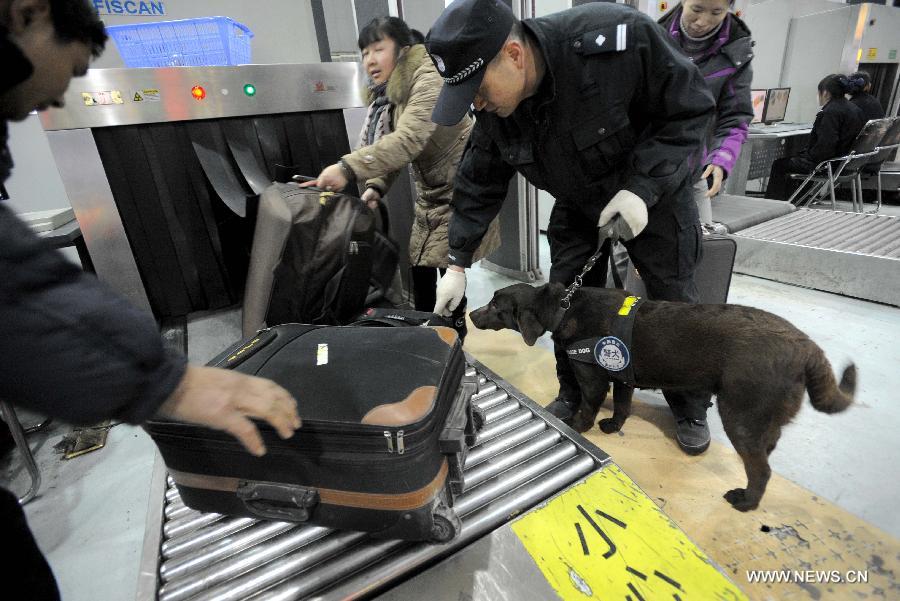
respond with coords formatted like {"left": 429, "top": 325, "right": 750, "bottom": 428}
{"left": 425, "top": 0, "right": 514, "bottom": 126}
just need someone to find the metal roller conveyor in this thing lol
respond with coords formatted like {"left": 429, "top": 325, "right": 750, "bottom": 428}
{"left": 476, "top": 398, "right": 522, "bottom": 426}
{"left": 470, "top": 388, "right": 507, "bottom": 410}
{"left": 733, "top": 209, "right": 900, "bottom": 306}
{"left": 472, "top": 408, "right": 534, "bottom": 444}
{"left": 160, "top": 526, "right": 338, "bottom": 601}
{"left": 141, "top": 357, "right": 748, "bottom": 600}
{"left": 165, "top": 503, "right": 195, "bottom": 522}
{"left": 166, "top": 497, "right": 186, "bottom": 520}
{"left": 142, "top": 358, "right": 612, "bottom": 599}
{"left": 160, "top": 522, "right": 295, "bottom": 583}
{"left": 306, "top": 455, "right": 597, "bottom": 601}
{"left": 164, "top": 512, "right": 225, "bottom": 540}
{"left": 162, "top": 518, "right": 257, "bottom": 559}
{"left": 464, "top": 420, "right": 547, "bottom": 468}
{"left": 461, "top": 431, "right": 563, "bottom": 492}
{"left": 166, "top": 486, "right": 181, "bottom": 503}
{"left": 470, "top": 382, "right": 498, "bottom": 400}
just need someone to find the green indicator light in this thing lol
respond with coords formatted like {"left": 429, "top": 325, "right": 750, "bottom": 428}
{"left": 243, "top": 83, "right": 256, "bottom": 97}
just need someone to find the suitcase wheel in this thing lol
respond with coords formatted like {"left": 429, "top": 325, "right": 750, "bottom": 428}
{"left": 430, "top": 501, "right": 462, "bottom": 543}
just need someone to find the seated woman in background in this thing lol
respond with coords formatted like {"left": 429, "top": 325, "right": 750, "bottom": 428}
{"left": 303, "top": 17, "right": 499, "bottom": 313}
{"left": 847, "top": 71, "right": 885, "bottom": 122}
{"left": 765, "top": 74, "right": 866, "bottom": 201}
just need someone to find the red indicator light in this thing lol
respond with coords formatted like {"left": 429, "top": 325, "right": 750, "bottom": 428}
{"left": 191, "top": 85, "right": 206, "bottom": 100}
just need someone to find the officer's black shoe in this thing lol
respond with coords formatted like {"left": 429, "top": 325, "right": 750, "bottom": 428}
{"left": 675, "top": 417, "right": 710, "bottom": 455}
{"left": 545, "top": 395, "right": 579, "bottom": 421}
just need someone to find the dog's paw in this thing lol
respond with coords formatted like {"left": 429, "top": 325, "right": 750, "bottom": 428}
{"left": 598, "top": 418, "right": 622, "bottom": 434}
{"left": 567, "top": 414, "right": 594, "bottom": 433}
{"left": 724, "top": 488, "right": 760, "bottom": 512}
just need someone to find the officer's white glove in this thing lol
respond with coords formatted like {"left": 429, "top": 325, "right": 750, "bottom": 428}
{"left": 433, "top": 268, "right": 466, "bottom": 317}
{"left": 597, "top": 190, "right": 649, "bottom": 241}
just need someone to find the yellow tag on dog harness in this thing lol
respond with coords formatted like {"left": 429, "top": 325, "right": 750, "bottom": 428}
{"left": 618, "top": 295, "right": 641, "bottom": 316}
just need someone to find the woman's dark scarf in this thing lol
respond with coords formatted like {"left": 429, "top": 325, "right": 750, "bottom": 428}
{"left": 361, "top": 81, "right": 393, "bottom": 146}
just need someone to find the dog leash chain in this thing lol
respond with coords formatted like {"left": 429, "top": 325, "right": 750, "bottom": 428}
{"left": 559, "top": 244, "right": 606, "bottom": 310}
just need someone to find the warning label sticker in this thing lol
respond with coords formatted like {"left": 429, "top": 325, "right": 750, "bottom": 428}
{"left": 81, "top": 90, "right": 124, "bottom": 106}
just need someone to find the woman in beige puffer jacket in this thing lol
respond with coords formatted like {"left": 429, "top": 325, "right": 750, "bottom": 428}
{"left": 306, "top": 17, "right": 499, "bottom": 312}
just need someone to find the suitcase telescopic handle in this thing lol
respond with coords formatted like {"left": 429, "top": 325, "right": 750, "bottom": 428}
{"left": 236, "top": 481, "right": 319, "bottom": 522}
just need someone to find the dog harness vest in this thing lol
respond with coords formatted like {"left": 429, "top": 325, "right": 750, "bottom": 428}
{"left": 565, "top": 295, "right": 644, "bottom": 386}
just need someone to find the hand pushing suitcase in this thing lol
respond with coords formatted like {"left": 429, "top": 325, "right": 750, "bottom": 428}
{"left": 145, "top": 324, "right": 473, "bottom": 542}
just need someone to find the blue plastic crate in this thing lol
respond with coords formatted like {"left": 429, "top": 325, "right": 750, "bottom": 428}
{"left": 106, "top": 16, "right": 253, "bottom": 68}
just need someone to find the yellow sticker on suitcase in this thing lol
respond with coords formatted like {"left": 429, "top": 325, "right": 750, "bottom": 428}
{"left": 511, "top": 464, "right": 747, "bottom": 600}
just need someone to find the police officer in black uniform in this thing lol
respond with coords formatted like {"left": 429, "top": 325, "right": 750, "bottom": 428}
{"left": 426, "top": 0, "right": 717, "bottom": 454}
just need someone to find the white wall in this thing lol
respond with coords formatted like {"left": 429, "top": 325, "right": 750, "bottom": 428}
{"left": 322, "top": 0, "right": 359, "bottom": 59}
{"left": 781, "top": 7, "right": 857, "bottom": 122}
{"left": 92, "top": 0, "right": 320, "bottom": 68}
{"left": 743, "top": 0, "right": 795, "bottom": 89}
{"left": 4, "top": 116, "right": 70, "bottom": 213}
{"left": 401, "top": 0, "right": 446, "bottom": 37}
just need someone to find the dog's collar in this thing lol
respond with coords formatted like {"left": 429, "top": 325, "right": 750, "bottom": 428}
{"left": 548, "top": 304, "right": 567, "bottom": 334}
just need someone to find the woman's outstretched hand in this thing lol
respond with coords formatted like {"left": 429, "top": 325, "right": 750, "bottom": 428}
{"left": 298, "top": 163, "right": 348, "bottom": 192}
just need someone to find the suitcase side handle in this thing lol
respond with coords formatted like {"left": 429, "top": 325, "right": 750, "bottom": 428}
{"left": 439, "top": 378, "right": 477, "bottom": 455}
{"left": 236, "top": 481, "right": 319, "bottom": 522}
{"left": 279, "top": 170, "right": 390, "bottom": 233}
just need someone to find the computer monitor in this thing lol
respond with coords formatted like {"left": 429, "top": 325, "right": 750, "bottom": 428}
{"left": 750, "top": 89, "right": 768, "bottom": 124}
{"left": 763, "top": 87, "right": 790, "bottom": 124}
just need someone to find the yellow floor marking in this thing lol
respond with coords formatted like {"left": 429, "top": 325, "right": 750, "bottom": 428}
{"left": 512, "top": 466, "right": 747, "bottom": 600}
{"left": 465, "top": 317, "right": 900, "bottom": 601}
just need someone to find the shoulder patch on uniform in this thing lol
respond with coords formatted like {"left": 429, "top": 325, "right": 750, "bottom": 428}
{"left": 575, "top": 24, "right": 628, "bottom": 55}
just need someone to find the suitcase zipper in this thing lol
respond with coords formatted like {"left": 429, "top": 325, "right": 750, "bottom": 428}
{"left": 383, "top": 430, "right": 405, "bottom": 454}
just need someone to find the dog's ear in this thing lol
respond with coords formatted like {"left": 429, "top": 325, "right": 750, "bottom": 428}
{"left": 517, "top": 309, "right": 545, "bottom": 346}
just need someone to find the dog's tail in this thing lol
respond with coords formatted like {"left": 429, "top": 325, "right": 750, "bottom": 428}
{"left": 805, "top": 344, "right": 855, "bottom": 414}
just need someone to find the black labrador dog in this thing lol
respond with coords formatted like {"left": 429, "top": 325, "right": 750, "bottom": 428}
{"left": 470, "top": 282, "right": 855, "bottom": 511}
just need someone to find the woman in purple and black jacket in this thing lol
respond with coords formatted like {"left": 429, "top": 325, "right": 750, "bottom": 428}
{"left": 659, "top": 0, "right": 754, "bottom": 225}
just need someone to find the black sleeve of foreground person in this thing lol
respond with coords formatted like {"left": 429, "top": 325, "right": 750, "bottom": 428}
{"left": 0, "top": 204, "right": 186, "bottom": 424}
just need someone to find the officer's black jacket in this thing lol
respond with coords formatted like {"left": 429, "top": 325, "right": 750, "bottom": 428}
{"left": 447, "top": 3, "right": 716, "bottom": 267}
{"left": 804, "top": 97, "right": 866, "bottom": 166}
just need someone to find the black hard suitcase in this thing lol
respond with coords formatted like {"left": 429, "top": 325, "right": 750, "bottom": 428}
{"left": 625, "top": 234, "right": 737, "bottom": 304}
{"left": 242, "top": 182, "right": 398, "bottom": 337}
{"left": 349, "top": 306, "right": 469, "bottom": 342}
{"left": 145, "top": 324, "right": 474, "bottom": 542}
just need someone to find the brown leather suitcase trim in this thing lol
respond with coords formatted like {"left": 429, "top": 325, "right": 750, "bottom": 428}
{"left": 169, "top": 459, "right": 448, "bottom": 511}
{"left": 431, "top": 326, "right": 458, "bottom": 347}
{"left": 361, "top": 385, "right": 437, "bottom": 425}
